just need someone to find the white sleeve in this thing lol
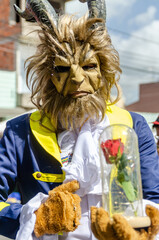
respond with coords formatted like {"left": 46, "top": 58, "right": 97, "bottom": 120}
{"left": 15, "top": 192, "right": 58, "bottom": 240}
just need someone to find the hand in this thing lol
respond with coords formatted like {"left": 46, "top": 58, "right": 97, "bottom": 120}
{"left": 34, "top": 180, "right": 81, "bottom": 238}
{"left": 91, "top": 205, "right": 159, "bottom": 240}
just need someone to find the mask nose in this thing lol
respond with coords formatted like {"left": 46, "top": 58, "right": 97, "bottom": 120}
{"left": 70, "top": 64, "right": 84, "bottom": 85}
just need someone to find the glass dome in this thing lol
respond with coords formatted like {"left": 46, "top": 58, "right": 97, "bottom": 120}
{"left": 99, "top": 124, "right": 150, "bottom": 228}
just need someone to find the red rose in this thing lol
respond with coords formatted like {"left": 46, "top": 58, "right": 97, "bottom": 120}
{"left": 101, "top": 139, "right": 124, "bottom": 164}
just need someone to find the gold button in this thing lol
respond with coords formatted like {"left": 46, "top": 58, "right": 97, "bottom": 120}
{"left": 36, "top": 173, "right": 42, "bottom": 178}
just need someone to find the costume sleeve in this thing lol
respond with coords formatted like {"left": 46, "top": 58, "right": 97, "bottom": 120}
{"left": 131, "top": 112, "right": 159, "bottom": 203}
{"left": 0, "top": 121, "right": 22, "bottom": 239}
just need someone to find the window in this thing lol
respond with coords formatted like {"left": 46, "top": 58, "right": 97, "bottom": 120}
{"left": 9, "top": 0, "right": 20, "bottom": 25}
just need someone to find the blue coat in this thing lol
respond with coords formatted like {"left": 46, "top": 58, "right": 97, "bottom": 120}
{"left": 0, "top": 110, "right": 159, "bottom": 239}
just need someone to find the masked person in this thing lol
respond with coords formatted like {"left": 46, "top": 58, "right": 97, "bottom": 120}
{"left": 0, "top": 0, "right": 159, "bottom": 239}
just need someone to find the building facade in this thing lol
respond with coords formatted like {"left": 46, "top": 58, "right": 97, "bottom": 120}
{"left": 0, "top": 0, "right": 21, "bottom": 119}
{"left": 0, "top": 0, "right": 68, "bottom": 121}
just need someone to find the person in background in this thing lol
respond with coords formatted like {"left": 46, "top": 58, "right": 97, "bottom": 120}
{"left": 152, "top": 115, "right": 159, "bottom": 154}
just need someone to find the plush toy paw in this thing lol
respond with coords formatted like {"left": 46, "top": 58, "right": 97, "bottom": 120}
{"left": 91, "top": 205, "right": 159, "bottom": 240}
{"left": 34, "top": 180, "right": 81, "bottom": 238}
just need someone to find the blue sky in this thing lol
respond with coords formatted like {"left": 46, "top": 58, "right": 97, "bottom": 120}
{"left": 65, "top": 0, "right": 159, "bottom": 105}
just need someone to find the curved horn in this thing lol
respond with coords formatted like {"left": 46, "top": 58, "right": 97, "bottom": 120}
{"left": 14, "top": 0, "right": 58, "bottom": 28}
{"left": 87, "top": 0, "right": 106, "bottom": 22}
{"left": 13, "top": 4, "right": 35, "bottom": 22}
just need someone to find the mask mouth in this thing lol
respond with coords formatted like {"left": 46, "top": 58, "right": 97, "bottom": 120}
{"left": 69, "top": 91, "right": 91, "bottom": 98}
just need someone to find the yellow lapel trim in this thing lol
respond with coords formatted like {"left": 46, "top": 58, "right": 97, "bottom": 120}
{"left": 106, "top": 104, "right": 133, "bottom": 128}
{"left": 30, "top": 111, "right": 62, "bottom": 165}
{"left": 30, "top": 106, "right": 132, "bottom": 166}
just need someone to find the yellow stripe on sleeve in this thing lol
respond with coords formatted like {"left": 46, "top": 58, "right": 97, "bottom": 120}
{"left": 0, "top": 202, "right": 10, "bottom": 211}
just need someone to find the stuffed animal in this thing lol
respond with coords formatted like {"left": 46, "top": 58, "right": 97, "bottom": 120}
{"left": 34, "top": 180, "right": 81, "bottom": 238}
{"left": 91, "top": 205, "right": 159, "bottom": 240}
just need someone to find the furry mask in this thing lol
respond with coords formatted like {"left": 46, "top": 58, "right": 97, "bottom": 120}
{"left": 14, "top": 0, "right": 121, "bottom": 130}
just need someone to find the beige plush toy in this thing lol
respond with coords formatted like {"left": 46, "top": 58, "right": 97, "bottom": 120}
{"left": 91, "top": 205, "right": 159, "bottom": 240}
{"left": 34, "top": 180, "right": 81, "bottom": 238}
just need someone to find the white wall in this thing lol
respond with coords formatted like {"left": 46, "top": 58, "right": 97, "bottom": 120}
{"left": 0, "top": 70, "right": 16, "bottom": 108}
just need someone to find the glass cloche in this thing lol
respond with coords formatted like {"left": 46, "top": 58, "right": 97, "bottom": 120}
{"left": 99, "top": 124, "right": 150, "bottom": 228}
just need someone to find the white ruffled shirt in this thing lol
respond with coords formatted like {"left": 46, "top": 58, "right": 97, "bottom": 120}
{"left": 16, "top": 115, "right": 159, "bottom": 240}
{"left": 59, "top": 115, "right": 110, "bottom": 196}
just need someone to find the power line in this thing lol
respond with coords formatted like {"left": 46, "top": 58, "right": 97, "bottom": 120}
{"left": 108, "top": 27, "right": 159, "bottom": 46}
{"left": 121, "top": 64, "right": 159, "bottom": 75}
{"left": 1, "top": 27, "right": 159, "bottom": 73}
{"left": 0, "top": 26, "right": 159, "bottom": 47}
{"left": 120, "top": 56, "right": 159, "bottom": 69}
{"left": 121, "top": 61, "right": 159, "bottom": 73}
{"left": 119, "top": 49, "right": 159, "bottom": 63}
{"left": 120, "top": 55, "right": 159, "bottom": 69}
{"left": 0, "top": 26, "right": 158, "bottom": 45}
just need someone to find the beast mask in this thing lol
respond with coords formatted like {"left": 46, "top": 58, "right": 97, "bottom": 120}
{"left": 14, "top": 0, "right": 121, "bottom": 130}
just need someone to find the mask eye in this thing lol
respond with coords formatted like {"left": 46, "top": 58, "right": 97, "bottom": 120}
{"left": 54, "top": 66, "right": 70, "bottom": 73}
{"left": 82, "top": 64, "right": 97, "bottom": 71}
